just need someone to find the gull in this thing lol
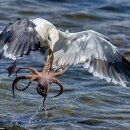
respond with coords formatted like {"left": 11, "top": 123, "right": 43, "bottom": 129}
{"left": 0, "top": 17, "right": 130, "bottom": 89}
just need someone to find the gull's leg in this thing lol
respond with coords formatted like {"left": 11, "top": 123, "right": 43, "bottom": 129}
{"left": 7, "top": 61, "right": 16, "bottom": 77}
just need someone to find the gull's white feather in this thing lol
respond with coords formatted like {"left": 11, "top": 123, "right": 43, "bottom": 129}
{"left": 52, "top": 30, "right": 130, "bottom": 87}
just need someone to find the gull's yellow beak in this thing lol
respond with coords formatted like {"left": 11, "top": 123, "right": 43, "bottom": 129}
{"left": 49, "top": 44, "right": 54, "bottom": 51}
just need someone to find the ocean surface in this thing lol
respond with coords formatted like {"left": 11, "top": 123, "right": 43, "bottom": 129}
{"left": 0, "top": 0, "right": 130, "bottom": 130}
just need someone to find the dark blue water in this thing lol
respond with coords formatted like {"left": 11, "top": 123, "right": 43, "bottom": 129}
{"left": 0, "top": 0, "right": 130, "bottom": 129}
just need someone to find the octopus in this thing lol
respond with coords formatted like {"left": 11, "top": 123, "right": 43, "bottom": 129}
{"left": 12, "top": 49, "right": 67, "bottom": 106}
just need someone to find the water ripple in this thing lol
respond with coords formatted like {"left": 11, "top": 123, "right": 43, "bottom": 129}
{"left": 0, "top": 0, "right": 130, "bottom": 130}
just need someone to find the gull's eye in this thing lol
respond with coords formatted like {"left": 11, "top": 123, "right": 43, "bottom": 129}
{"left": 48, "top": 35, "right": 51, "bottom": 42}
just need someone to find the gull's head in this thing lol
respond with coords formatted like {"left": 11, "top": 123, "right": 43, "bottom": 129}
{"left": 33, "top": 18, "right": 59, "bottom": 50}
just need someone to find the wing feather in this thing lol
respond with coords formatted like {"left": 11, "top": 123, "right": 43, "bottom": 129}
{"left": 53, "top": 30, "right": 130, "bottom": 87}
{"left": 0, "top": 18, "right": 41, "bottom": 60}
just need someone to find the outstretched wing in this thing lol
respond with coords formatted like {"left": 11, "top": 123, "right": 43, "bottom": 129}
{"left": 0, "top": 18, "right": 41, "bottom": 60}
{"left": 53, "top": 30, "right": 130, "bottom": 87}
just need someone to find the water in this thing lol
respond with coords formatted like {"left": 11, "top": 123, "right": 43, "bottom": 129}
{"left": 0, "top": 0, "right": 130, "bottom": 129}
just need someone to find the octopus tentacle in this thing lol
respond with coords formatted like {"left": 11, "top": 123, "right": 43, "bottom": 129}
{"left": 43, "top": 96, "right": 47, "bottom": 107}
{"left": 49, "top": 79, "right": 64, "bottom": 98}
{"left": 16, "top": 67, "right": 40, "bottom": 77}
{"left": 43, "top": 48, "right": 54, "bottom": 74}
{"left": 54, "top": 65, "right": 69, "bottom": 76}
{"left": 16, "top": 80, "right": 32, "bottom": 91}
{"left": 53, "top": 79, "right": 64, "bottom": 97}
{"left": 36, "top": 83, "right": 50, "bottom": 107}
{"left": 12, "top": 75, "right": 36, "bottom": 98}
{"left": 42, "top": 84, "right": 51, "bottom": 107}
{"left": 12, "top": 76, "right": 28, "bottom": 98}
